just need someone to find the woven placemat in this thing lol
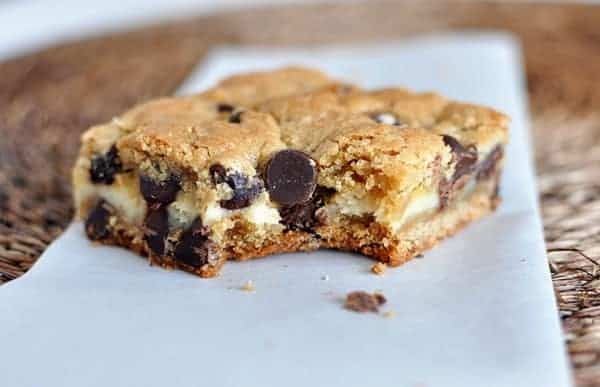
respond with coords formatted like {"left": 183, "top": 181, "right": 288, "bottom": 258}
{"left": 1, "top": 1, "right": 599, "bottom": 385}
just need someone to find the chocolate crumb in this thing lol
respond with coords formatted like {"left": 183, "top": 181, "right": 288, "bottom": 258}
{"left": 374, "top": 292, "right": 387, "bottom": 305}
{"left": 344, "top": 291, "right": 387, "bottom": 313}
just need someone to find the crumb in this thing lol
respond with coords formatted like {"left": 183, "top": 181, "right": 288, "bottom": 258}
{"left": 344, "top": 291, "right": 387, "bottom": 313}
{"left": 415, "top": 254, "right": 424, "bottom": 259}
{"left": 382, "top": 310, "right": 395, "bottom": 319}
{"left": 241, "top": 280, "right": 255, "bottom": 292}
{"left": 374, "top": 292, "right": 386, "bottom": 304}
{"left": 371, "top": 262, "right": 387, "bottom": 275}
{"left": 321, "top": 274, "right": 330, "bottom": 281}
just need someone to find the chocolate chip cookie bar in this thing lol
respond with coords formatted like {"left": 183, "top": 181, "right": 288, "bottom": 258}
{"left": 73, "top": 67, "right": 508, "bottom": 277}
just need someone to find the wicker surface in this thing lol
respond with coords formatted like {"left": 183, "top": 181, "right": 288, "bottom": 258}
{"left": 1, "top": 1, "right": 599, "bottom": 385}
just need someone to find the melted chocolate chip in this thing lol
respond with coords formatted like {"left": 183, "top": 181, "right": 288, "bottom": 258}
{"left": 90, "top": 145, "right": 122, "bottom": 184}
{"left": 210, "top": 164, "right": 263, "bottom": 210}
{"left": 139, "top": 174, "right": 181, "bottom": 205}
{"left": 371, "top": 112, "right": 402, "bottom": 126}
{"left": 438, "top": 136, "right": 479, "bottom": 209}
{"left": 228, "top": 111, "right": 243, "bottom": 124}
{"left": 144, "top": 207, "right": 169, "bottom": 256}
{"left": 476, "top": 145, "right": 503, "bottom": 181}
{"left": 264, "top": 150, "right": 318, "bottom": 206}
{"left": 85, "top": 200, "right": 112, "bottom": 240}
{"left": 442, "top": 135, "right": 478, "bottom": 181}
{"left": 217, "top": 103, "right": 234, "bottom": 113}
{"left": 279, "top": 186, "right": 334, "bottom": 231}
{"left": 438, "top": 178, "right": 452, "bottom": 209}
{"left": 174, "top": 218, "right": 211, "bottom": 268}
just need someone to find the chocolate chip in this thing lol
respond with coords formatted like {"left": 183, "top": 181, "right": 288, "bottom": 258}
{"left": 139, "top": 174, "right": 181, "bottom": 205}
{"left": 228, "top": 111, "right": 243, "bottom": 124}
{"left": 85, "top": 200, "right": 112, "bottom": 240}
{"left": 209, "top": 164, "right": 227, "bottom": 185}
{"left": 90, "top": 145, "right": 122, "bottom": 184}
{"left": 220, "top": 172, "right": 263, "bottom": 210}
{"left": 217, "top": 103, "right": 234, "bottom": 113}
{"left": 144, "top": 207, "right": 169, "bottom": 256}
{"left": 0, "top": 189, "right": 7, "bottom": 208}
{"left": 11, "top": 175, "right": 27, "bottom": 187}
{"left": 442, "top": 135, "right": 478, "bottom": 181}
{"left": 210, "top": 165, "right": 263, "bottom": 210}
{"left": 476, "top": 145, "right": 503, "bottom": 181}
{"left": 174, "top": 218, "right": 211, "bottom": 268}
{"left": 279, "top": 186, "right": 334, "bottom": 231}
{"left": 371, "top": 112, "right": 401, "bottom": 126}
{"left": 264, "top": 150, "right": 318, "bottom": 206}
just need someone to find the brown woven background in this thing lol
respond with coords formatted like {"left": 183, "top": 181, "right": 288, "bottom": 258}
{"left": 1, "top": 1, "right": 599, "bottom": 385}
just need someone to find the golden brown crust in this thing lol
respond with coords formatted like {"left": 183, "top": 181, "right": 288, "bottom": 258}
{"left": 76, "top": 67, "right": 508, "bottom": 179}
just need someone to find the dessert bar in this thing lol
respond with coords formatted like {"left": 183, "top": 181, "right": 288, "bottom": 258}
{"left": 73, "top": 67, "right": 508, "bottom": 277}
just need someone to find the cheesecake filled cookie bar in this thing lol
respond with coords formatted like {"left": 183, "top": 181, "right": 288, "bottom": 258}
{"left": 73, "top": 67, "right": 508, "bottom": 277}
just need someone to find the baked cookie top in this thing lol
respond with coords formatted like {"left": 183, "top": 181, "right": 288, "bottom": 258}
{"left": 77, "top": 66, "right": 508, "bottom": 199}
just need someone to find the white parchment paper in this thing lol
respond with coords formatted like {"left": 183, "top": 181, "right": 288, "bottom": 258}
{"left": 0, "top": 33, "right": 572, "bottom": 387}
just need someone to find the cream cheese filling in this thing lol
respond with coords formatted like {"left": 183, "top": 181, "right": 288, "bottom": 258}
{"left": 385, "top": 188, "right": 440, "bottom": 232}
{"left": 329, "top": 181, "right": 485, "bottom": 234}
{"left": 328, "top": 185, "right": 441, "bottom": 233}
{"left": 79, "top": 176, "right": 282, "bottom": 231}
{"left": 331, "top": 173, "right": 483, "bottom": 234}
{"left": 168, "top": 191, "right": 198, "bottom": 229}
{"left": 202, "top": 192, "right": 281, "bottom": 227}
{"left": 76, "top": 174, "right": 147, "bottom": 224}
